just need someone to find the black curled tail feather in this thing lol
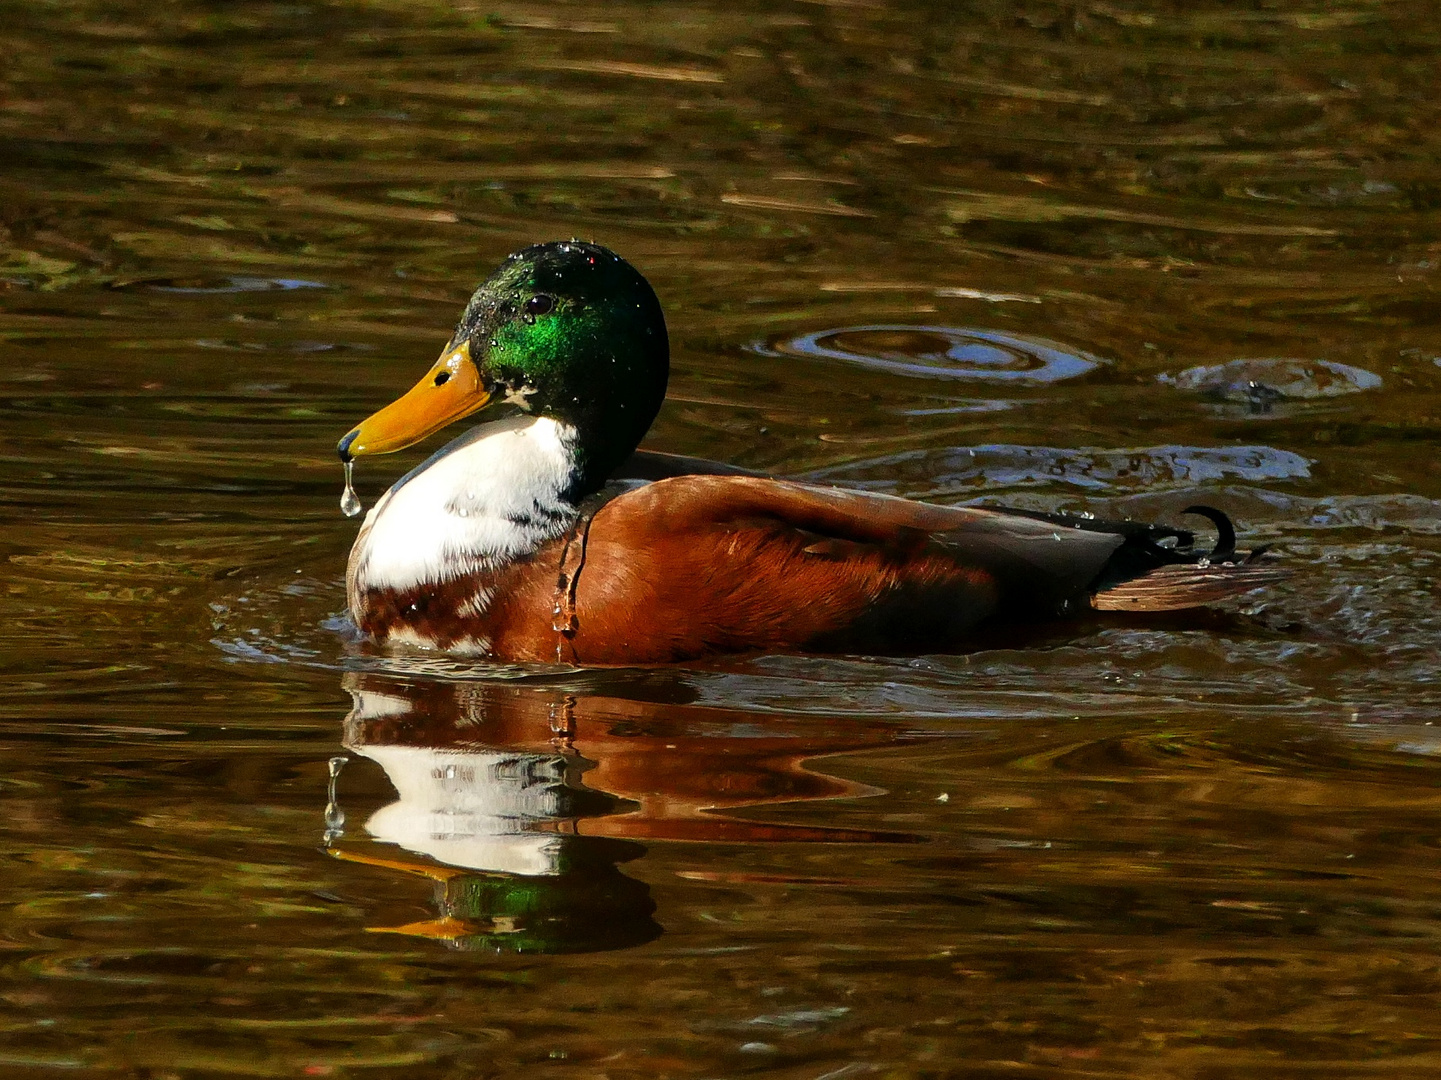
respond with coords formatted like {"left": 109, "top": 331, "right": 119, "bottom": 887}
{"left": 1181, "top": 504, "right": 1236, "bottom": 561}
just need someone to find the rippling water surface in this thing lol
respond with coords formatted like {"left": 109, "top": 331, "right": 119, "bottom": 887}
{"left": 4, "top": 1, "right": 1441, "bottom": 1076}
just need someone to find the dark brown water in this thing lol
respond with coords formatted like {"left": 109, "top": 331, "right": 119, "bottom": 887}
{"left": 4, "top": 1, "right": 1441, "bottom": 1075}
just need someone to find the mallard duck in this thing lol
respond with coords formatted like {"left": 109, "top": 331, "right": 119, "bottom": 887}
{"left": 337, "top": 241, "right": 1284, "bottom": 664}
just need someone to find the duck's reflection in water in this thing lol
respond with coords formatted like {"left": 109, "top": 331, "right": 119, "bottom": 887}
{"left": 328, "top": 672, "right": 918, "bottom": 953}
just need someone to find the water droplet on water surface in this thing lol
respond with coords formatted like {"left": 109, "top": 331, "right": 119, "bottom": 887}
{"left": 340, "top": 460, "right": 362, "bottom": 518}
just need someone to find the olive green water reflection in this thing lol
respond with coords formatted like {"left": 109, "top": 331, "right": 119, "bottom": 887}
{"left": 4, "top": 0, "right": 1441, "bottom": 1075}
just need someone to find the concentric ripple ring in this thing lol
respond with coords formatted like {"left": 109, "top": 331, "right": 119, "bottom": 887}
{"left": 771, "top": 326, "right": 1103, "bottom": 383}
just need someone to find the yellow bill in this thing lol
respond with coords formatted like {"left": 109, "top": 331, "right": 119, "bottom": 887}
{"left": 338, "top": 340, "right": 494, "bottom": 459}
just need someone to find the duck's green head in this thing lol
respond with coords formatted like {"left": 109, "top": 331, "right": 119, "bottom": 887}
{"left": 338, "top": 240, "right": 668, "bottom": 496}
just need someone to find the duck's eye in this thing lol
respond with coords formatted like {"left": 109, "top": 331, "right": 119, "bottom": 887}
{"left": 524, "top": 294, "right": 554, "bottom": 317}
{"left": 434, "top": 370, "right": 451, "bottom": 386}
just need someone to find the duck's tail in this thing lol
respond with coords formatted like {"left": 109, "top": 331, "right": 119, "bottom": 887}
{"left": 996, "top": 502, "right": 1288, "bottom": 613}
{"left": 1089, "top": 504, "right": 1287, "bottom": 612}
